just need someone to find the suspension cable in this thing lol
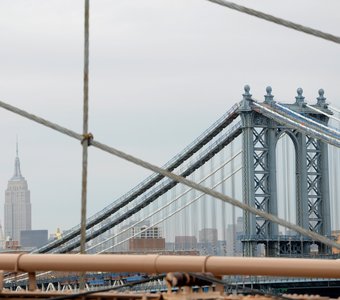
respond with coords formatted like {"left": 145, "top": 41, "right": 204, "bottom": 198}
{"left": 206, "top": 0, "right": 340, "bottom": 45}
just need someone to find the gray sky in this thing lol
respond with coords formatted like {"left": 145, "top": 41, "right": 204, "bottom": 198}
{"left": 0, "top": 0, "right": 339, "bottom": 235}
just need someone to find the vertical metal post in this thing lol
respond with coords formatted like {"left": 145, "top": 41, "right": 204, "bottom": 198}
{"left": 80, "top": 0, "right": 90, "bottom": 290}
{"left": 267, "top": 119, "right": 278, "bottom": 254}
{"left": 231, "top": 143, "right": 236, "bottom": 256}
{"left": 320, "top": 140, "right": 331, "bottom": 237}
{"left": 0, "top": 270, "right": 3, "bottom": 292}
{"left": 296, "top": 133, "right": 309, "bottom": 231}
{"left": 28, "top": 272, "right": 36, "bottom": 291}
{"left": 240, "top": 85, "right": 257, "bottom": 256}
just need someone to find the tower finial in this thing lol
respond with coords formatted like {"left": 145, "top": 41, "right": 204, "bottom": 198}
{"left": 240, "top": 84, "right": 252, "bottom": 111}
{"left": 264, "top": 86, "right": 275, "bottom": 104}
{"left": 317, "top": 88, "right": 327, "bottom": 107}
{"left": 295, "top": 87, "right": 305, "bottom": 106}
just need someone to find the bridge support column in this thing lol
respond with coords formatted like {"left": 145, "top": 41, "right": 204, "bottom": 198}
{"left": 240, "top": 86, "right": 279, "bottom": 257}
{"left": 240, "top": 86, "right": 257, "bottom": 256}
{"left": 239, "top": 86, "right": 332, "bottom": 257}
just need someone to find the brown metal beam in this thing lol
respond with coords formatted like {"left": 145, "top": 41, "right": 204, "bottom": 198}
{"left": 1, "top": 254, "right": 340, "bottom": 278}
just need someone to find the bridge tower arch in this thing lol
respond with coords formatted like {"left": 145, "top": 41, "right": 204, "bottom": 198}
{"left": 240, "top": 86, "right": 332, "bottom": 257}
{"left": 275, "top": 129, "right": 297, "bottom": 236}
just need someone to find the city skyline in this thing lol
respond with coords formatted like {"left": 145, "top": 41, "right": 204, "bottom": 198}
{"left": 0, "top": 1, "right": 339, "bottom": 234}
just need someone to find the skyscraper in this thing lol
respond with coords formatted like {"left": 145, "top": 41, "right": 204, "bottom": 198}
{"left": 4, "top": 142, "right": 31, "bottom": 242}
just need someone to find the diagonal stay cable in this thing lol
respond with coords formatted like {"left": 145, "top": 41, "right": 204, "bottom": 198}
{"left": 206, "top": 0, "right": 340, "bottom": 45}
{"left": 0, "top": 99, "right": 339, "bottom": 250}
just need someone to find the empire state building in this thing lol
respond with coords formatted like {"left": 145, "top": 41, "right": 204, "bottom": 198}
{"left": 4, "top": 144, "right": 31, "bottom": 242}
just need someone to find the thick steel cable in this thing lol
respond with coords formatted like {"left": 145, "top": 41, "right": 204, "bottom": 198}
{"left": 80, "top": 0, "right": 90, "bottom": 290}
{"left": 206, "top": 0, "right": 340, "bottom": 45}
{"left": 0, "top": 100, "right": 339, "bottom": 250}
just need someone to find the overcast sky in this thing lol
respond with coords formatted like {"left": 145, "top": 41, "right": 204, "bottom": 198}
{"left": 0, "top": 0, "right": 339, "bottom": 235}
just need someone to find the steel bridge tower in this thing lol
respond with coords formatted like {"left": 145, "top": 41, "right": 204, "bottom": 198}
{"left": 240, "top": 86, "right": 332, "bottom": 257}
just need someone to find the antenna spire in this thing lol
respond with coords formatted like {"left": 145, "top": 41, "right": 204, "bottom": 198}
{"left": 12, "top": 137, "right": 23, "bottom": 180}
{"left": 16, "top": 136, "right": 18, "bottom": 157}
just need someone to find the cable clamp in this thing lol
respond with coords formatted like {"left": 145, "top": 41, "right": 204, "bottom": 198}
{"left": 202, "top": 255, "right": 211, "bottom": 273}
{"left": 14, "top": 253, "right": 25, "bottom": 273}
{"left": 81, "top": 133, "right": 93, "bottom": 146}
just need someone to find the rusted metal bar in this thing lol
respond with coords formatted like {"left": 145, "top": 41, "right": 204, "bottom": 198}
{"left": 0, "top": 270, "right": 3, "bottom": 292}
{"left": 2, "top": 254, "right": 340, "bottom": 278}
{"left": 28, "top": 272, "right": 36, "bottom": 291}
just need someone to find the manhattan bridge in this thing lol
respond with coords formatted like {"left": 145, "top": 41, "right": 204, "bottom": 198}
{"left": 23, "top": 84, "right": 339, "bottom": 258}
{"left": 1, "top": 1, "right": 340, "bottom": 296}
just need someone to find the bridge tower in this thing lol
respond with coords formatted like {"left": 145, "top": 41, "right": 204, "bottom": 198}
{"left": 240, "top": 86, "right": 332, "bottom": 257}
